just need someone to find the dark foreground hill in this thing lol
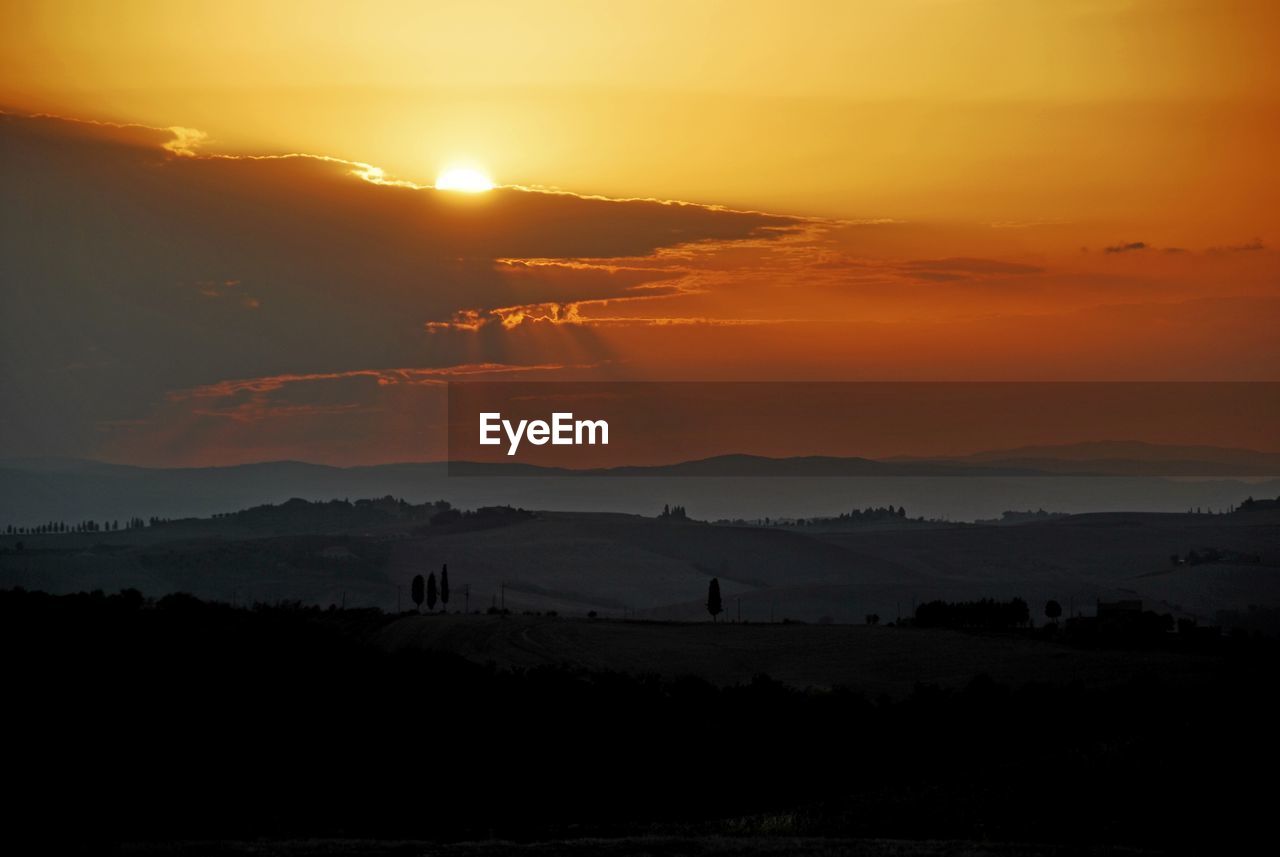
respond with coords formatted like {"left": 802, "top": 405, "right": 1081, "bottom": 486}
{"left": 377, "top": 614, "right": 1230, "bottom": 697}
{"left": 6, "top": 589, "right": 1277, "bottom": 854}
{"left": 111, "top": 835, "right": 1179, "bottom": 857}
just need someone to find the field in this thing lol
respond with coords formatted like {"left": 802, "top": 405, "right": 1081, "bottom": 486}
{"left": 377, "top": 613, "right": 1224, "bottom": 697}
{"left": 4, "top": 504, "right": 1277, "bottom": 628}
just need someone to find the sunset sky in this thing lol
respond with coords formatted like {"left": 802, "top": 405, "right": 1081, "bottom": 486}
{"left": 1, "top": 0, "right": 1277, "bottom": 465}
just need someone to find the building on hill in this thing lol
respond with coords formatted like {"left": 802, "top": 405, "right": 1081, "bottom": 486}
{"left": 1237, "top": 496, "right": 1280, "bottom": 512}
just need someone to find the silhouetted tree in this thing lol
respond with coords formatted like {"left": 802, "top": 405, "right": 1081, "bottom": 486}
{"left": 707, "top": 578, "right": 723, "bottom": 622}
{"left": 411, "top": 574, "right": 425, "bottom": 612}
{"left": 440, "top": 564, "right": 449, "bottom": 612}
{"left": 427, "top": 572, "right": 438, "bottom": 611}
{"left": 1045, "top": 600, "right": 1062, "bottom": 622}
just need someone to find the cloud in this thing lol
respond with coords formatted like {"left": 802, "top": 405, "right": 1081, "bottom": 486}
{"left": 1104, "top": 241, "right": 1148, "bottom": 254}
{"left": 426, "top": 280, "right": 703, "bottom": 332}
{"left": 100, "top": 360, "right": 598, "bottom": 464}
{"left": 1208, "top": 239, "right": 1266, "bottom": 254}
{"left": 167, "top": 362, "right": 578, "bottom": 402}
{"left": 0, "top": 111, "right": 804, "bottom": 459}
{"left": 1105, "top": 240, "right": 1268, "bottom": 257}
{"left": 162, "top": 126, "right": 208, "bottom": 157}
{"left": 899, "top": 257, "right": 1043, "bottom": 278}
{"left": 4, "top": 110, "right": 1277, "bottom": 465}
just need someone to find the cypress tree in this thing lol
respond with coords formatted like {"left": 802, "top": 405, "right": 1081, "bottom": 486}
{"left": 707, "top": 578, "right": 723, "bottom": 622}
{"left": 411, "top": 574, "right": 425, "bottom": 612}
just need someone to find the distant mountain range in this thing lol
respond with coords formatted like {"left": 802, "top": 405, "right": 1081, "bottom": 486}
{"left": 451, "top": 441, "right": 1280, "bottom": 477}
{"left": 1, "top": 441, "right": 1276, "bottom": 525}
{"left": 893, "top": 440, "right": 1280, "bottom": 476}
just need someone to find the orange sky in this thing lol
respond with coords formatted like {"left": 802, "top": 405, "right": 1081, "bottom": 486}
{"left": 0, "top": 2, "right": 1277, "bottom": 464}
{"left": 4, "top": 0, "right": 1279, "bottom": 230}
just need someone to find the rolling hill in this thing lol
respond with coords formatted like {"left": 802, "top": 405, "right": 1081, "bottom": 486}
{"left": 3, "top": 497, "right": 1277, "bottom": 626}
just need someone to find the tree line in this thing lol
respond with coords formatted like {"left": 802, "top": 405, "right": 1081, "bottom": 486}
{"left": 4, "top": 518, "right": 143, "bottom": 535}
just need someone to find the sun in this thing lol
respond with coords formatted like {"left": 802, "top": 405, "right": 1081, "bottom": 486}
{"left": 435, "top": 165, "right": 495, "bottom": 193}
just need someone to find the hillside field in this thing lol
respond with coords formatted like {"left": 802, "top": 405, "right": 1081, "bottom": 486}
{"left": 4, "top": 504, "right": 1276, "bottom": 628}
{"left": 378, "top": 613, "right": 1229, "bottom": 697}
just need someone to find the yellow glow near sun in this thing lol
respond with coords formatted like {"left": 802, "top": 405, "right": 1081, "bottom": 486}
{"left": 435, "top": 166, "right": 495, "bottom": 192}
